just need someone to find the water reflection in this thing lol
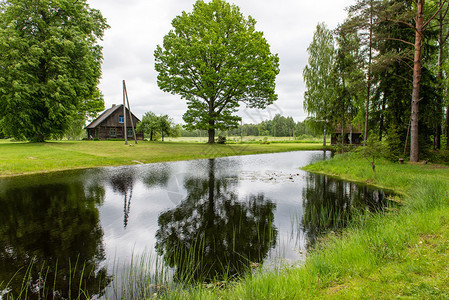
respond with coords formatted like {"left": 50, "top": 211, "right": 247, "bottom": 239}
{"left": 302, "top": 173, "right": 391, "bottom": 247}
{"left": 0, "top": 151, "right": 396, "bottom": 296}
{"left": 155, "top": 159, "right": 278, "bottom": 282}
{"left": 0, "top": 177, "right": 110, "bottom": 299}
{"left": 109, "top": 168, "right": 136, "bottom": 229}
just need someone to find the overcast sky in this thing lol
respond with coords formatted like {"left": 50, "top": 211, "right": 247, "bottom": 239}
{"left": 87, "top": 0, "right": 354, "bottom": 124}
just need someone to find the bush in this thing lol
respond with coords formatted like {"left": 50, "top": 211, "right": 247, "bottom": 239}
{"left": 216, "top": 136, "right": 226, "bottom": 144}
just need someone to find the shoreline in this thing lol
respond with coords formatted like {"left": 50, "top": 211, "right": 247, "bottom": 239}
{"left": 169, "top": 152, "right": 449, "bottom": 299}
{"left": 0, "top": 140, "right": 325, "bottom": 178}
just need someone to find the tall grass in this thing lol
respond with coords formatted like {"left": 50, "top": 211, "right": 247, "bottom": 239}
{"left": 0, "top": 257, "right": 100, "bottom": 300}
{"left": 107, "top": 252, "right": 171, "bottom": 300}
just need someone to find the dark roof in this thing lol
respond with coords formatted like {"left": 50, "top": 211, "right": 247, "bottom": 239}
{"left": 85, "top": 104, "right": 123, "bottom": 129}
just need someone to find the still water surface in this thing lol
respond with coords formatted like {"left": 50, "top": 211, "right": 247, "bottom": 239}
{"left": 0, "top": 151, "right": 392, "bottom": 298}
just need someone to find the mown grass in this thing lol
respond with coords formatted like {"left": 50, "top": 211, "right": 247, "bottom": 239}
{"left": 0, "top": 140, "right": 322, "bottom": 177}
{"left": 154, "top": 152, "right": 449, "bottom": 299}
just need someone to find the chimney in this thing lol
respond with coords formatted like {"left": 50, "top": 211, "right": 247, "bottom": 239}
{"left": 112, "top": 104, "right": 116, "bottom": 107}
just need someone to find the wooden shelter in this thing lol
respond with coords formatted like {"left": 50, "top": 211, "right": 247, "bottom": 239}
{"left": 331, "top": 126, "right": 362, "bottom": 145}
{"left": 85, "top": 104, "right": 143, "bottom": 140}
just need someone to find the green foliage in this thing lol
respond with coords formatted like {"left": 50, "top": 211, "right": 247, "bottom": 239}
{"left": 154, "top": 0, "right": 279, "bottom": 143}
{"left": 216, "top": 136, "right": 226, "bottom": 144}
{"left": 63, "top": 115, "right": 88, "bottom": 141}
{"left": 0, "top": 0, "right": 108, "bottom": 142}
{"left": 384, "top": 124, "right": 404, "bottom": 161}
{"left": 355, "top": 134, "right": 386, "bottom": 172}
{"left": 137, "top": 112, "right": 175, "bottom": 141}
{"left": 181, "top": 115, "right": 317, "bottom": 138}
{"left": 303, "top": 23, "right": 337, "bottom": 130}
{"left": 137, "top": 112, "right": 159, "bottom": 141}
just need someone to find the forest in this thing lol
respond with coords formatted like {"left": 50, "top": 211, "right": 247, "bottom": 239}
{"left": 180, "top": 114, "right": 317, "bottom": 138}
{"left": 303, "top": 0, "right": 449, "bottom": 162}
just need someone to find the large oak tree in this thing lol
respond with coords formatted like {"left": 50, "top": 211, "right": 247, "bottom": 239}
{"left": 154, "top": 0, "right": 279, "bottom": 144}
{"left": 0, "top": 0, "right": 108, "bottom": 142}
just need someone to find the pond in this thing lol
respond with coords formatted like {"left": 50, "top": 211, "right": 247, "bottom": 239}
{"left": 0, "top": 151, "right": 393, "bottom": 299}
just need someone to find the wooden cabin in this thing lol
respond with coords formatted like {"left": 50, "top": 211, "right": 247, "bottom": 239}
{"left": 331, "top": 126, "right": 362, "bottom": 145}
{"left": 85, "top": 104, "right": 144, "bottom": 140}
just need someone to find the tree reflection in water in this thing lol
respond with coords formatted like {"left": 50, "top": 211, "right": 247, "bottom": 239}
{"left": 156, "top": 159, "right": 278, "bottom": 283}
{"left": 302, "top": 173, "right": 391, "bottom": 247}
{"left": 110, "top": 167, "right": 137, "bottom": 229}
{"left": 0, "top": 177, "right": 110, "bottom": 299}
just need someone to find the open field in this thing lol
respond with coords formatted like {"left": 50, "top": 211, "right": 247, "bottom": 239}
{"left": 159, "top": 153, "right": 449, "bottom": 299}
{"left": 0, "top": 139, "right": 323, "bottom": 177}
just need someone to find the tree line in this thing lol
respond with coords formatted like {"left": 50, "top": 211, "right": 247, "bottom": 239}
{"left": 303, "top": 0, "right": 449, "bottom": 161}
{"left": 180, "top": 114, "right": 318, "bottom": 138}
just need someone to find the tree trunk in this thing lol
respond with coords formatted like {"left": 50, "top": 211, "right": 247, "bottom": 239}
{"left": 446, "top": 107, "right": 449, "bottom": 149}
{"left": 341, "top": 110, "right": 345, "bottom": 147}
{"left": 436, "top": 0, "right": 445, "bottom": 150}
{"left": 323, "top": 123, "right": 327, "bottom": 147}
{"left": 31, "top": 133, "right": 45, "bottom": 143}
{"left": 350, "top": 122, "right": 353, "bottom": 145}
{"left": 208, "top": 103, "right": 215, "bottom": 144}
{"left": 364, "top": 0, "right": 373, "bottom": 145}
{"left": 436, "top": 124, "right": 441, "bottom": 150}
{"left": 379, "top": 92, "right": 386, "bottom": 141}
{"left": 410, "top": 0, "right": 425, "bottom": 162}
{"left": 208, "top": 128, "right": 215, "bottom": 144}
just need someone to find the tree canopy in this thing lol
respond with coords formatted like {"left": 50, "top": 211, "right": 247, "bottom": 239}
{"left": 137, "top": 112, "right": 176, "bottom": 141}
{"left": 303, "top": 23, "right": 338, "bottom": 145}
{"left": 154, "top": 0, "right": 279, "bottom": 143}
{"left": 0, "top": 0, "right": 108, "bottom": 142}
{"left": 304, "top": 0, "right": 449, "bottom": 162}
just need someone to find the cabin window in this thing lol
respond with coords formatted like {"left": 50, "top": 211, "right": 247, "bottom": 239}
{"left": 127, "top": 128, "right": 133, "bottom": 137}
{"left": 119, "top": 115, "right": 124, "bottom": 123}
{"left": 110, "top": 128, "right": 116, "bottom": 137}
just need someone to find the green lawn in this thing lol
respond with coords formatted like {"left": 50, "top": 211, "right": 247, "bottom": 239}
{"left": 0, "top": 140, "right": 323, "bottom": 177}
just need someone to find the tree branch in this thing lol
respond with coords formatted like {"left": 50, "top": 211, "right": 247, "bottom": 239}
{"left": 443, "top": 30, "right": 449, "bottom": 44}
{"left": 398, "top": 57, "right": 414, "bottom": 71}
{"left": 393, "top": 73, "right": 413, "bottom": 84}
{"left": 423, "top": 0, "right": 449, "bottom": 29}
{"left": 378, "top": 19, "right": 417, "bottom": 32}
{"left": 382, "top": 37, "right": 415, "bottom": 47}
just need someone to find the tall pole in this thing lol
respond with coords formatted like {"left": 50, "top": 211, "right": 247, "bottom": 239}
{"left": 123, "top": 80, "right": 138, "bottom": 144}
{"left": 123, "top": 80, "right": 127, "bottom": 145}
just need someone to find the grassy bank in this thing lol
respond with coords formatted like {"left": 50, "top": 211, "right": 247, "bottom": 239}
{"left": 0, "top": 140, "right": 322, "bottom": 177}
{"left": 160, "top": 153, "right": 449, "bottom": 299}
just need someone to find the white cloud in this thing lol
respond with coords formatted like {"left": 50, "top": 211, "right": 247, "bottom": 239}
{"left": 88, "top": 0, "right": 354, "bottom": 123}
